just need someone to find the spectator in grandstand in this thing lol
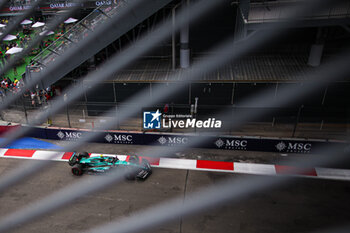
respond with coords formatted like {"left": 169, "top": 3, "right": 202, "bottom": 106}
{"left": 30, "top": 92, "right": 36, "bottom": 107}
{"left": 13, "top": 78, "right": 18, "bottom": 87}
{"left": 0, "top": 78, "right": 6, "bottom": 89}
{"left": 44, "top": 90, "right": 51, "bottom": 102}
{"left": 40, "top": 90, "right": 46, "bottom": 105}
{"left": 20, "top": 38, "right": 24, "bottom": 47}
{"left": 6, "top": 78, "right": 12, "bottom": 87}
{"left": 36, "top": 89, "right": 42, "bottom": 106}
{"left": 0, "top": 50, "right": 4, "bottom": 64}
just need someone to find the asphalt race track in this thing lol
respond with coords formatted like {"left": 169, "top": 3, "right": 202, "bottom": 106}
{"left": 0, "top": 156, "right": 350, "bottom": 233}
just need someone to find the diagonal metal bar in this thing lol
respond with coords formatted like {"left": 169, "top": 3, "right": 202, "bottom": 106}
{"left": 46, "top": 47, "right": 61, "bottom": 56}
{"left": 62, "top": 35, "right": 74, "bottom": 43}
{"left": 80, "top": 22, "right": 93, "bottom": 31}
{"left": 97, "top": 8, "right": 112, "bottom": 18}
{"left": 47, "top": 48, "right": 61, "bottom": 56}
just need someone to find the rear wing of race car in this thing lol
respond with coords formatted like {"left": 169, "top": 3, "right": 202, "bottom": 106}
{"left": 68, "top": 152, "right": 90, "bottom": 166}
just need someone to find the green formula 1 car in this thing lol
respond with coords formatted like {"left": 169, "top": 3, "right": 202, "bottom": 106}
{"left": 68, "top": 152, "right": 152, "bottom": 180}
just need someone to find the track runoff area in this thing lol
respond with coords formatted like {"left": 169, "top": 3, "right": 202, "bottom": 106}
{"left": 0, "top": 148, "right": 349, "bottom": 181}
{"left": 0, "top": 140, "right": 350, "bottom": 233}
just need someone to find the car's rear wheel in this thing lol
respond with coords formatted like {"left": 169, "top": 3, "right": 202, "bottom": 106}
{"left": 72, "top": 164, "right": 83, "bottom": 176}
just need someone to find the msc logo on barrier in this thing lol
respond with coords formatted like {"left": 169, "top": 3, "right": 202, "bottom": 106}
{"left": 143, "top": 109, "right": 162, "bottom": 129}
{"left": 275, "top": 141, "right": 312, "bottom": 153}
{"left": 215, "top": 138, "right": 248, "bottom": 150}
{"left": 158, "top": 136, "right": 188, "bottom": 146}
{"left": 105, "top": 134, "right": 133, "bottom": 144}
{"left": 57, "top": 131, "right": 82, "bottom": 141}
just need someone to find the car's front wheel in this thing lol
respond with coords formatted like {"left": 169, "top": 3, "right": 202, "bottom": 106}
{"left": 72, "top": 164, "right": 83, "bottom": 176}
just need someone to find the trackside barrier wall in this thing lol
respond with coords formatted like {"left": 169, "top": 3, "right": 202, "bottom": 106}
{"left": 16, "top": 126, "right": 349, "bottom": 154}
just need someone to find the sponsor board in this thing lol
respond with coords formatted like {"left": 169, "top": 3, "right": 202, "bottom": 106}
{"left": 3, "top": 1, "right": 118, "bottom": 12}
{"left": 275, "top": 141, "right": 312, "bottom": 154}
{"left": 104, "top": 133, "right": 133, "bottom": 144}
{"left": 265, "top": 140, "right": 317, "bottom": 154}
{"left": 22, "top": 126, "right": 349, "bottom": 154}
{"left": 95, "top": 1, "right": 113, "bottom": 7}
{"left": 56, "top": 130, "right": 83, "bottom": 141}
{"left": 157, "top": 136, "right": 189, "bottom": 147}
{"left": 214, "top": 138, "right": 248, "bottom": 150}
{"left": 49, "top": 2, "right": 78, "bottom": 9}
{"left": 9, "top": 5, "right": 31, "bottom": 11}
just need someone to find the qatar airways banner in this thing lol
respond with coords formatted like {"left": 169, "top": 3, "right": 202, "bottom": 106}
{"left": 20, "top": 126, "right": 349, "bottom": 154}
{"left": 2, "top": 1, "right": 119, "bottom": 12}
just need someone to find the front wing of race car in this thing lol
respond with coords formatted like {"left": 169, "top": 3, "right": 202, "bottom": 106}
{"left": 135, "top": 160, "right": 152, "bottom": 179}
